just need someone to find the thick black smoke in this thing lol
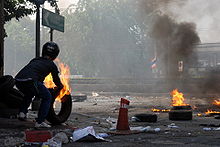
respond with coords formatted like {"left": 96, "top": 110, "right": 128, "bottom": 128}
{"left": 139, "top": 0, "right": 200, "bottom": 78}
{"left": 150, "top": 15, "right": 200, "bottom": 77}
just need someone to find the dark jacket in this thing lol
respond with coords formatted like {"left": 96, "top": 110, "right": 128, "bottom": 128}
{"left": 15, "top": 57, "right": 63, "bottom": 89}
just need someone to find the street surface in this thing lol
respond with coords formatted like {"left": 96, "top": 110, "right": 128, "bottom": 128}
{"left": 1, "top": 92, "right": 220, "bottom": 146}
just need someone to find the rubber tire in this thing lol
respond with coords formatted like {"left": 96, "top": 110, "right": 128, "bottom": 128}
{"left": 172, "top": 105, "right": 192, "bottom": 110}
{"left": 46, "top": 94, "right": 72, "bottom": 125}
{"left": 0, "top": 75, "right": 15, "bottom": 95}
{"left": 3, "top": 88, "right": 24, "bottom": 109}
{"left": 134, "top": 114, "right": 157, "bottom": 122}
{"left": 169, "top": 110, "right": 192, "bottom": 120}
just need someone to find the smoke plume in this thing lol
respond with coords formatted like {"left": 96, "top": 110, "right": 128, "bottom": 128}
{"left": 140, "top": 0, "right": 200, "bottom": 78}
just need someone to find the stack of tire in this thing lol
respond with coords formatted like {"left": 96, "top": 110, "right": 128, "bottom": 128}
{"left": 169, "top": 105, "right": 193, "bottom": 120}
{"left": 0, "top": 75, "right": 24, "bottom": 118}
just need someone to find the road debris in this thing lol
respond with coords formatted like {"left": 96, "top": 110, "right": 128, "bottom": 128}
{"left": 72, "top": 126, "right": 109, "bottom": 142}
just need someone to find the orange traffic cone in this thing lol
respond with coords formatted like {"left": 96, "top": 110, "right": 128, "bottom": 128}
{"left": 116, "top": 98, "right": 130, "bottom": 130}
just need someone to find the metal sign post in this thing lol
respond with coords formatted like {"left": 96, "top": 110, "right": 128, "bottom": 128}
{"left": 0, "top": 0, "right": 4, "bottom": 76}
{"left": 42, "top": 8, "right": 65, "bottom": 32}
{"left": 36, "top": 4, "right": 40, "bottom": 58}
{"left": 35, "top": 0, "right": 46, "bottom": 58}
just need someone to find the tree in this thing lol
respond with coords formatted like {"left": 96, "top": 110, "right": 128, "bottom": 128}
{"left": 51, "top": 0, "right": 153, "bottom": 78}
{"left": 1, "top": 0, "right": 57, "bottom": 76}
{"left": 4, "top": 0, "right": 57, "bottom": 22}
{"left": 4, "top": 17, "right": 35, "bottom": 75}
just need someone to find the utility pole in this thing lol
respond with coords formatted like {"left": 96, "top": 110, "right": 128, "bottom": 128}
{"left": 35, "top": 0, "right": 46, "bottom": 58}
{"left": 36, "top": 3, "right": 40, "bottom": 58}
{"left": 0, "top": 0, "right": 4, "bottom": 76}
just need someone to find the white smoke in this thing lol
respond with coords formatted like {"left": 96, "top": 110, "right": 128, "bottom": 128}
{"left": 57, "top": 0, "right": 79, "bottom": 9}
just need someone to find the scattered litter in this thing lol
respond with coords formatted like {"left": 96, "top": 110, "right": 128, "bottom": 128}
{"left": 92, "top": 92, "right": 99, "bottom": 97}
{"left": 4, "top": 137, "right": 24, "bottom": 146}
{"left": 131, "top": 116, "right": 141, "bottom": 122}
{"left": 203, "top": 128, "right": 212, "bottom": 131}
{"left": 125, "top": 96, "right": 132, "bottom": 100}
{"left": 213, "top": 127, "right": 220, "bottom": 131}
{"left": 130, "top": 126, "right": 148, "bottom": 132}
{"left": 130, "top": 126, "right": 160, "bottom": 133}
{"left": 202, "top": 127, "right": 220, "bottom": 131}
{"left": 106, "top": 116, "right": 117, "bottom": 128}
{"left": 154, "top": 128, "right": 161, "bottom": 132}
{"left": 164, "top": 131, "right": 170, "bottom": 134}
{"left": 168, "top": 123, "right": 179, "bottom": 128}
{"left": 109, "top": 127, "right": 116, "bottom": 131}
{"left": 96, "top": 133, "right": 110, "bottom": 138}
{"left": 72, "top": 126, "right": 110, "bottom": 142}
{"left": 52, "top": 132, "right": 69, "bottom": 144}
{"left": 42, "top": 139, "right": 62, "bottom": 147}
{"left": 200, "top": 124, "right": 220, "bottom": 127}
{"left": 42, "top": 132, "right": 69, "bottom": 147}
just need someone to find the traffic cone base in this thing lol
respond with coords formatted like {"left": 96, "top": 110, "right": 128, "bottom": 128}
{"left": 116, "top": 108, "right": 130, "bottom": 130}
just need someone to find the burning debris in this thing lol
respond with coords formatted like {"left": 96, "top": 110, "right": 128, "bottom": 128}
{"left": 44, "top": 58, "right": 71, "bottom": 102}
{"left": 202, "top": 99, "right": 220, "bottom": 117}
{"left": 151, "top": 108, "right": 170, "bottom": 113}
{"left": 152, "top": 89, "right": 190, "bottom": 113}
{"left": 205, "top": 110, "right": 220, "bottom": 116}
{"left": 168, "top": 89, "right": 192, "bottom": 120}
{"left": 213, "top": 100, "right": 220, "bottom": 106}
{"left": 170, "top": 89, "right": 189, "bottom": 106}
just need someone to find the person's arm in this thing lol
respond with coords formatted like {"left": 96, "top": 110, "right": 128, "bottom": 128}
{"left": 51, "top": 63, "right": 63, "bottom": 91}
{"left": 52, "top": 71, "right": 63, "bottom": 90}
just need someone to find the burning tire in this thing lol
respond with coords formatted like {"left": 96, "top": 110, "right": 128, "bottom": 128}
{"left": 172, "top": 105, "right": 192, "bottom": 110}
{"left": 46, "top": 94, "right": 72, "bottom": 125}
{"left": 169, "top": 110, "right": 192, "bottom": 120}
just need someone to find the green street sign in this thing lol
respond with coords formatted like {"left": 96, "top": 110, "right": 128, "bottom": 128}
{"left": 42, "top": 8, "right": 65, "bottom": 32}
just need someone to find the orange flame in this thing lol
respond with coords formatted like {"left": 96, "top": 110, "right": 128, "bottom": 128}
{"left": 44, "top": 59, "right": 71, "bottom": 102}
{"left": 213, "top": 100, "right": 220, "bottom": 106}
{"left": 205, "top": 109, "right": 220, "bottom": 114}
{"left": 170, "top": 89, "right": 189, "bottom": 106}
{"left": 151, "top": 108, "right": 170, "bottom": 112}
{"left": 197, "top": 113, "right": 202, "bottom": 117}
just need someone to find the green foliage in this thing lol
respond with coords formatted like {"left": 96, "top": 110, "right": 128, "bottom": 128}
{"left": 4, "top": 17, "right": 35, "bottom": 75}
{"left": 4, "top": 0, "right": 57, "bottom": 22}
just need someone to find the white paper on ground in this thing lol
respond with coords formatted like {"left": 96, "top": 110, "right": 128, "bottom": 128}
{"left": 72, "top": 126, "right": 107, "bottom": 142}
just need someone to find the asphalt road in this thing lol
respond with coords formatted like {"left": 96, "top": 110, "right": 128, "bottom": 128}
{"left": 1, "top": 93, "right": 220, "bottom": 147}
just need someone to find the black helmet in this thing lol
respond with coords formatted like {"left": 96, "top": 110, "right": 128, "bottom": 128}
{"left": 42, "top": 42, "right": 60, "bottom": 60}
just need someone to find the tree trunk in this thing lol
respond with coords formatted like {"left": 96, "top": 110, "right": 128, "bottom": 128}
{"left": 0, "top": 0, "right": 4, "bottom": 76}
